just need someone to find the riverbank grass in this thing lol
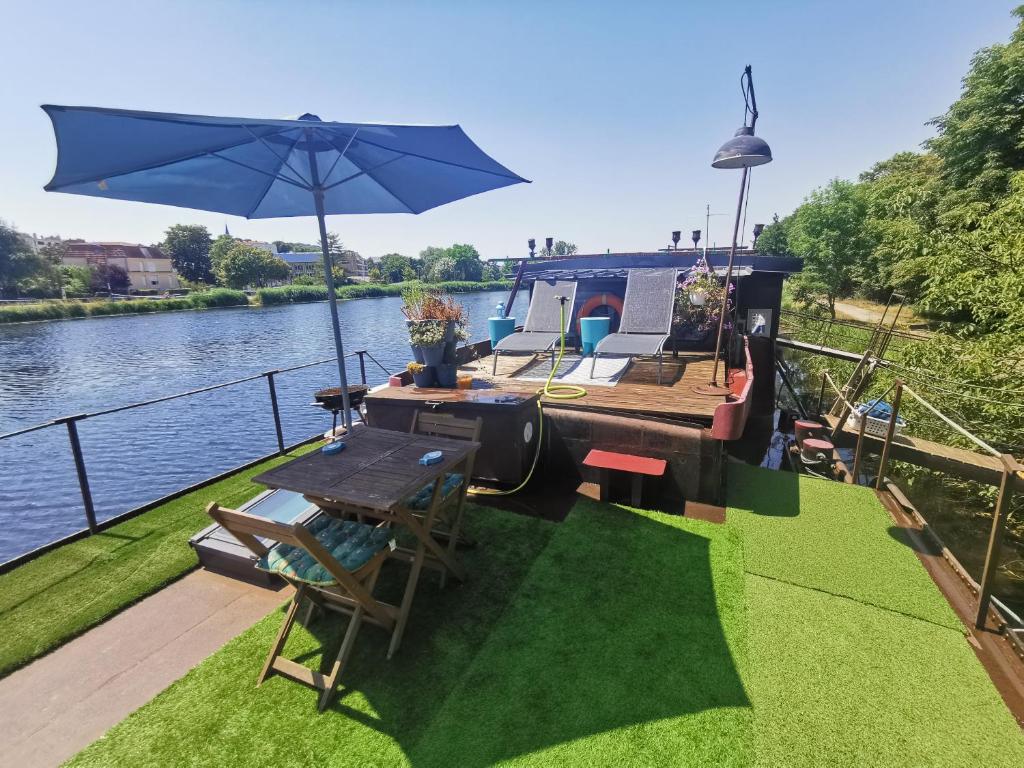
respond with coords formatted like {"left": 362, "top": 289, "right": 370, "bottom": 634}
{"left": 65, "top": 471, "right": 1024, "bottom": 767}
{"left": 0, "top": 443, "right": 319, "bottom": 678}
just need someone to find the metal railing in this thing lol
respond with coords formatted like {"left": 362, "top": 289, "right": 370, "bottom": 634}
{"left": 0, "top": 349, "right": 394, "bottom": 570}
{"left": 818, "top": 371, "right": 1023, "bottom": 632}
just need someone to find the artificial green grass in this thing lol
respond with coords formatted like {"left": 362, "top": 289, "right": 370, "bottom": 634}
{"left": 0, "top": 443, "right": 318, "bottom": 677}
{"left": 59, "top": 473, "right": 1024, "bottom": 766}
{"left": 66, "top": 505, "right": 557, "bottom": 768}
{"left": 727, "top": 462, "right": 962, "bottom": 630}
{"left": 746, "top": 573, "right": 1024, "bottom": 766}
{"left": 411, "top": 500, "right": 751, "bottom": 767}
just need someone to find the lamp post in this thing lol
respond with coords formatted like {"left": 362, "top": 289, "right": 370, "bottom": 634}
{"left": 691, "top": 229, "right": 701, "bottom": 249}
{"left": 695, "top": 64, "right": 773, "bottom": 396}
{"left": 671, "top": 230, "right": 681, "bottom": 250}
{"left": 528, "top": 238, "right": 536, "bottom": 258}
{"left": 545, "top": 236, "right": 553, "bottom": 258}
{"left": 752, "top": 223, "right": 765, "bottom": 249}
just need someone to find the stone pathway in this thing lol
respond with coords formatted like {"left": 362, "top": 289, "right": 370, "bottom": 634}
{"left": 0, "top": 569, "right": 287, "bottom": 768}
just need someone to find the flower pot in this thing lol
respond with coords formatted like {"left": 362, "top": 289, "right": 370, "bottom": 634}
{"left": 410, "top": 344, "right": 425, "bottom": 364}
{"left": 412, "top": 367, "right": 436, "bottom": 388}
{"left": 443, "top": 320, "right": 456, "bottom": 343}
{"left": 435, "top": 363, "right": 457, "bottom": 388}
{"left": 689, "top": 291, "right": 707, "bottom": 306}
{"left": 421, "top": 343, "right": 446, "bottom": 367}
{"left": 443, "top": 339, "right": 458, "bottom": 364}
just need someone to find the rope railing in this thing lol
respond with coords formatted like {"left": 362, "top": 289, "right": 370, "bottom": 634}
{"left": 900, "top": 385, "right": 1001, "bottom": 458}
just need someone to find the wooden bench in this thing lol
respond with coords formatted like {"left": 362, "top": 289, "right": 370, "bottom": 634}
{"left": 583, "top": 449, "right": 667, "bottom": 506}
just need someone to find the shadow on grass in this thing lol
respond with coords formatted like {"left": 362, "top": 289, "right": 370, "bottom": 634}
{"left": 727, "top": 461, "right": 801, "bottom": 517}
{"left": 406, "top": 500, "right": 749, "bottom": 767}
{"left": 887, "top": 525, "right": 943, "bottom": 556}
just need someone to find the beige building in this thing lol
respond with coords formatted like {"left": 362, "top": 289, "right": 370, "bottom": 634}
{"left": 63, "top": 242, "right": 181, "bottom": 292}
{"left": 278, "top": 250, "right": 366, "bottom": 281}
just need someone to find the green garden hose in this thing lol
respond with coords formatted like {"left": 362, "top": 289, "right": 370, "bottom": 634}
{"left": 470, "top": 299, "right": 586, "bottom": 496}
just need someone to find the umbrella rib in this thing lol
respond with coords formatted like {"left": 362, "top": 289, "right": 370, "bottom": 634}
{"left": 45, "top": 127, "right": 290, "bottom": 190}
{"left": 209, "top": 152, "right": 310, "bottom": 190}
{"left": 316, "top": 126, "right": 360, "bottom": 188}
{"left": 345, "top": 134, "right": 527, "bottom": 182}
{"left": 245, "top": 126, "right": 313, "bottom": 188}
{"left": 242, "top": 130, "right": 306, "bottom": 219}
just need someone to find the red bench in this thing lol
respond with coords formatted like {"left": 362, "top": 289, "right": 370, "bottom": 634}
{"left": 583, "top": 449, "right": 667, "bottom": 506}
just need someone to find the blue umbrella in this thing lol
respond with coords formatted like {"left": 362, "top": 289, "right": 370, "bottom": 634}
{"left": 42, "top": 106, "right": 529, "bottom": 427}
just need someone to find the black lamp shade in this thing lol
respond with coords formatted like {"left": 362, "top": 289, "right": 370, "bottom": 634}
{"left": 545, "top": 237, "right": 553, "bottom": 250}
{"left": 528, "top": 238, "right": 536, "bottom": 250}
{"left": 671, "top": 230, "right": 681, "bottom": 245}
{"left": 691, "top": 229, "right": 701, "bottom": 245}
{"left": 753, "top": 223, "right": 765, "bottom": 238}
{"left": 712, "top": 126, "right": 772, "bottom": 169}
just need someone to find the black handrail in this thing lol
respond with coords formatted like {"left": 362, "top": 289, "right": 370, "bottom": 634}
{"left": 0, "top": 350, "right": 397, "bottom": 562}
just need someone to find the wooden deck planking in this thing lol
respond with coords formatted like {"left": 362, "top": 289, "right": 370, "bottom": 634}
{"left": 456, "top": 352, "right": 728, "bottom": 421}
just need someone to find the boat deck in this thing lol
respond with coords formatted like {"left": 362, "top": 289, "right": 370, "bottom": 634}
{"left": 372, "top": 351, "right": 730, "bottom": 423}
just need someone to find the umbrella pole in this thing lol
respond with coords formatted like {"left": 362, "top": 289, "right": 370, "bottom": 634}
{"left": 314, "top": 190, "right": 353, "bottom": 432}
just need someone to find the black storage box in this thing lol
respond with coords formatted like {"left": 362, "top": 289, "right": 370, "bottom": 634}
{"left": 364, "top": 387, "right": 540, "bottom": 486}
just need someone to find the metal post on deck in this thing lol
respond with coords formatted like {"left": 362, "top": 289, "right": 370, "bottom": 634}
{"left": 355, "top": 351, "right": 367, "bottom": 386}
{"left": 61, "top": 415, "right": 97, "bottom": 533}
{"left": 264, "top": 371, "right": 286, "bottom": 456}
{"left": 875, "top": 381, "right": 903, "bottom": 491}
{"left": 816, "top": 371, "right": 828, "bottom": 417}
{"left": 852, "top": 408, "right": 868, "bottom": 484}
{"left": 976, "top": 454, "right": 1021, "bottom": 629}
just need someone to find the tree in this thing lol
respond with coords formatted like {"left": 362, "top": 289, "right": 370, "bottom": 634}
{"left": 0, "top": 222, "right": 42, "bottom": 296}
{"left": 209, "top": 234, "right": 238, "bottom": 274}
{"left": 215, "top": 244, "right": 290, "bottom": 288}
{"left": 753, "top": 214, "right": 792, "bottom": 256}
{"left": 90, "top": 263, "right": 131, "bottom": 293}
{"left": 367, "top": 265, "right": 384, "bottom": 283}
{"left": 445, "top": 243, "right": 483, "bottom": 281}
{"left": 927, "top": 6, "right": 1024, "bottom": 202}
{"left": 428, "top": 256, "right": 457, "bottom": 282}
{"left": 377, "top": 253, "right": 414, "bottom": 283}
{"left": 273, "top": 240, "right": 319, "bottom": 253}
{"left": 786, "top": 179, "right": 874, "bottom": 318}
{"left": 483, "top": 261, "right": 504, "bottom": 280}
{"left": 162, "top": 224, "right": 213, "bottom": 283}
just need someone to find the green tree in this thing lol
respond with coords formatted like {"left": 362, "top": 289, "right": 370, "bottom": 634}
{"left": 445, "top": 243, "right": 484, "bottom": 281}
{"left": 273, "top": 240, "right": 319, "bottom": 253}
{"left": 215, "top": 244, "right": 290, "bottom": 288}
{"left": 90, "top": 263, "right": 131, "bottom": 293}
{"left": 60, "top": 265, "right": 92, "bottom": 297}
{"left": 428, "top": 256, "right": 457, "bottom": 282}
{"left": 377, "top": 253, "right": 414, "bottom": 283}
{"left": 927, "top": 6, "right": 1024, "bottom": 202}
{"left": 753, "top": 214, "right": 792, "bottom": 256}
{"left": 209, "top": 234, "right": 238, "bottom": 274}
{"left": 162, "top": 224, "right": 213, "bottom": 283}
{"left": 0, "top": 223, "right": 42, "bottom": 296}
{"left": 787, "top": 179, "right": 875, "bottom": 318}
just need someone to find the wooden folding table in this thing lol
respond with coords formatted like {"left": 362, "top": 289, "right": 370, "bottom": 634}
{"left": 253, "top": 426, "right": 479, "bottom": 657}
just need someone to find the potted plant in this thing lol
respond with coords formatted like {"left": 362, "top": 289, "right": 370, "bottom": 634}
{"left": 407, "top": 361, "right": 434, "bottom": 388}
{"left": 408, "top": 319, "right": 447, "bottom": 365}
{"left": 435, "top": 362, "right": 458, "bottom": 388}
{"left": 673, "top": 257, "right": 733, "bottom": 348}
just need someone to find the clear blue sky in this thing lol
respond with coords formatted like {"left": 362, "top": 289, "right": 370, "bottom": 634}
{"left": 2, "top": 1, "right": 1017, "bottom": 259}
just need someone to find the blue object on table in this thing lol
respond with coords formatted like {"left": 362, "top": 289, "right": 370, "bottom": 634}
{"left": 580, "top": 316, "right": 612, "bottom": 356}
{"left": 419, "top": 450, "right": 443, "bottom": 466}
{"left": 322, "top": 441, "right": 346, "bottom": 455}
{"left": 488, "top": 317, "right": 515, "bottom": 349}
{"left": 495, "top": 302, "right": 506, "bottom": 319}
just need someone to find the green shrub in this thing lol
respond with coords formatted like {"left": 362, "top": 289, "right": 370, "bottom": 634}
{"left": 189, "top": 288, "right": 248, "bottom": 308}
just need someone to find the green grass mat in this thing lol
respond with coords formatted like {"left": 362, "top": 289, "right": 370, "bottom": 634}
{"left": 0, "top": 444, "right": 318, "bottom": 677}
{"left": 411, "top": 500, "right": 751, "bottom": 767}
{"left": 726, "top": 463, "right": 962, "bottom": 630}
{"left": 66, "top": 505, "right": 556, "bottom": 768}
{"left": 746, "top": 574, "right": 1024, "bottom": 767}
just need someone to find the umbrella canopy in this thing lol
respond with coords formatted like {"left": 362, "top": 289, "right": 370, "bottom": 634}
{"left": 43, "top": 106, "right": 529, "bottom": 428}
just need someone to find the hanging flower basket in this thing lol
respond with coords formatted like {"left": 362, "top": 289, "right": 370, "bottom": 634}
{"left": 689, "top": 290, "right": 707, "bottom": 306}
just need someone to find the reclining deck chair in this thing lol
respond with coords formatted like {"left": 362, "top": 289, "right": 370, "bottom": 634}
{"left": 589, "top": 268, "right": 678, "bottom": 384}
{"left": 206, "top": 503, "right": 397, "bottom": 712}
{"left": 492, "top": 279, "right": 577, "bottom": 374}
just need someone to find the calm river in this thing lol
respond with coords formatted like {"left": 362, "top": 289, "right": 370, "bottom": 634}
{"left": 0, "top": 290, "right": 528, "bottom": 561}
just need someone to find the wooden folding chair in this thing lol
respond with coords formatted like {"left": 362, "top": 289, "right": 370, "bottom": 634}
{"left": 408, "top": 411, "right": 482, "bottom": 588}
{"left": 206, "top": 502, "right": 398, "bottom": 712}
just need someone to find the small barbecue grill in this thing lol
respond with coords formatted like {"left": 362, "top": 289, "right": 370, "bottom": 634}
{"left": 313, "top": 385, "right": 370, "bottom": 435}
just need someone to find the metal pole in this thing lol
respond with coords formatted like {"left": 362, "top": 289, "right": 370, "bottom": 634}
{"left": 706, "top": 164, "right": 748, "bottom": 387}
{"left": 63, "top": 416, "right": 97, "bottom": 533}
{"left": 851, "top": 409, "right": 868, "bottom": 483}
{"left": 976, "top": 455, "right": 1020, "bottom": 629}
{"left": 307, "top": 129, "right": 352, "bottom": 431}
{"left": 816, "top": 372, "right": 828, "bottom": 417}
{"left": 264, "top": 371, "right": 286, "bottom": 456}
{"left": 355, "top": 351, "right": 367, "bottom": 386}
{"left": 875, "top": 381, "right": 903, "bottom": 491}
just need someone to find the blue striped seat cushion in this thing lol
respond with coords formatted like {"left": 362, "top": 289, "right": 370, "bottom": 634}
{"left": 405, "top": 473, "right": 464, "bottom": 511}
{"left": 255, "top": 516, "right": 393, "bottom": 586}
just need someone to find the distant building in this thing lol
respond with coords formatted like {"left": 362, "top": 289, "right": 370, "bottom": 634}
{"left": 237, "top": 239, "right": 278, "bottom": 255}
{"left": 277, "top": 250, "right": 366, "bottom": 281}
{"left": 31, "top": 233, "right": 65, "bottom": 252}
{"left": 63, "top": 242, "right": 181, "bottom": 292}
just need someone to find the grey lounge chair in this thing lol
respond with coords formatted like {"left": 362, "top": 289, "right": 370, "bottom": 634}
{"left": 492, "top": 279, "right": 577, "bottom": 374}
{"left": 590, "top": 268, "right": 678, "bottom": 384}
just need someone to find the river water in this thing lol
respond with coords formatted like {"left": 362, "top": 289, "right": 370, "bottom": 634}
{"left": 0, "top": 290, "right": 528, "bottom": 562}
